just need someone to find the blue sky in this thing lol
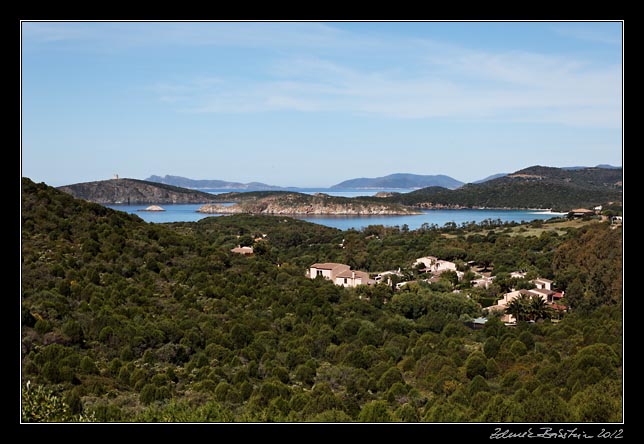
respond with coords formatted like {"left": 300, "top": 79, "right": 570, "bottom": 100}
{"left": 21, "top": 21, "right": 622, "bottom": 187}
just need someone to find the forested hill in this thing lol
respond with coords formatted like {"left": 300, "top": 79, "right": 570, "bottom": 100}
{"left": 21, "top": 178, "right": 622, "bottom": 423}
{"left": 58, "top": 178, "right": 216, "bottom": 204}
{"left": 385, "top": 166, "right": 622, "bottom": 211}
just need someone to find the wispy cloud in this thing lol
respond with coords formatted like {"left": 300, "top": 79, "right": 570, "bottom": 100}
{"left": 21, "top": 22, "right": 376, "bottom": 52}
{"left": 157, "top": 49, "right": 621, "bottom": 128}
{"left": 23, "top": 22, "right": 620, "bottom": 128}
{"left": 554, "top": 25, "right": 622, "bottom": 45}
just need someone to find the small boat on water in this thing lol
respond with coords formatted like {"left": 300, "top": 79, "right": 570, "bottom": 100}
{"left": 139, "top": 205, "right": 166, "bottom": 212}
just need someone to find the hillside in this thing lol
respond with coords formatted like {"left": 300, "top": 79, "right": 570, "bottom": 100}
{"left": 146, "top": 175, "right": 285, "bottom": 191}
{"left": 58, "top": 178, "right": 216, "bottom": 204}
{"left": 21, "top": 178, "right": 622, "bottom": 423}
{"left": 387, "top": 166, "right": 622, "bottom": 211}
{"left": 331, "top": 173, "right": 463, "bottom": 190}
{"left": 199, "top": 191, "right": 422, "bottom": 215}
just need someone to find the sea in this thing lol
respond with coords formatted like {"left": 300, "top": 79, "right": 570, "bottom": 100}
{"left": 106, "top": 188, "right": 566, "bottom": 231}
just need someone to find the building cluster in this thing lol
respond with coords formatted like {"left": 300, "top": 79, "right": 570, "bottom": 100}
{"left": 307, "top": 255, "right": 566, "bottom": 326}
{"left": 485, "top": 275, "right": 565, "bottom": 324}
{"left": 307, "top": 255, "right": 460, "bottom": 289}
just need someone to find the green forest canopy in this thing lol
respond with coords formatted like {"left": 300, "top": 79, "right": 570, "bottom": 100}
{"left": 21, "top": 178, "right": 622, "bottom": 422}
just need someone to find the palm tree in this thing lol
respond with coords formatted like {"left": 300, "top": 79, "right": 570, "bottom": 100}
{"left": 528, "top": 295, "right": 551, "bottom": 321}
{"left": 505, "top": 293, "right": 531, "bottom": 322}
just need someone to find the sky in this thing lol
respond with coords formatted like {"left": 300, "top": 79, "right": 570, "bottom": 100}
{"left": 21, "top": 21, "right": 623, "bottom": 188}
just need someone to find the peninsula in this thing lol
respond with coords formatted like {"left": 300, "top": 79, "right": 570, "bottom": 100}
{"left": 57, "top": 178, "right": 216, "bottom": 205}
{"left": 197, "top": 191, "right": 422, "bottom": 215}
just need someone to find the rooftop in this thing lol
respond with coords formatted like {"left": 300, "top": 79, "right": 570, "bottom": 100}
{"left": 310, "top": 263, "right": 350, "bottom": 271}
{"left": 531, "top": 288, "right": 555, "bottom": 295}
{"left": 336, "top": 269, "right": 370, "bottom": 279}
{"left": 231, "top": 246, "right": 254, "bottom": 254}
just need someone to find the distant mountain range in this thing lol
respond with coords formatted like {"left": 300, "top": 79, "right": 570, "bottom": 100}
{"left": 146, "top": 165, "right": 620, "bottom": 191}
{"left": 145, "top": 175, "right": 286, "bottom": 191}
{"left": 561, "top": 164, "right": 621, "bottom": 171}
{"left": 330, "top": 173, "right": 464, "bottom": 190}
{"left": 146, "top": 173, "right": 466, "bottom": 190}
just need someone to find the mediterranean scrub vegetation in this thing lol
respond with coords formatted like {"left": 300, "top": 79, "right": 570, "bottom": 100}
{"left": 21, "top": 178, "right": 622, "bottom": 422}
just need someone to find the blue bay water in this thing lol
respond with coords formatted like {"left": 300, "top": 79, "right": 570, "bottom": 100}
{"left": 106, "top": 189, "right": 566, "bottom": 230}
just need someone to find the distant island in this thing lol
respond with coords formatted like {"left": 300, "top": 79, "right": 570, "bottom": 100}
{"left": 330, "top": 173, "right": 464, "bottom": 190}
{"left": 57, "top": 178, "right": 216, "bottom": 205}
{"left": 198, "top": 191, "right": 422, "bottom": 215}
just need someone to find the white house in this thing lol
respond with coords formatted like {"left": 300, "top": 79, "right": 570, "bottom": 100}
{"left": 533, "top": 278, "right": 553, "bottom": 291}
{"left": 309, "top": 263, "right": 350, "bottom": 280}
{"left": 334, "top": 269, "right": 371, "bottom": 288}
{"left": 414, "top": 256, "right": 457, "bottom": 274}
{"left": 496, "top": 289, "right": 532, "bottom": 307}
{"left": 473, "top": 275, "right": 495, "bottom": 289}
{"left": 308, "top": 263, "right": 372, "bottom": 288}
{"left": 529, "top": 288, "right": 553, "bottom": 302}
{"left": 414, "top": 256, "right": 438, "bottom": 269}
{"left": 375, "top": 269, "right": 403, "bottom": 285}
{"left": 435, "top": 260, "right": 457, "bottom": 273}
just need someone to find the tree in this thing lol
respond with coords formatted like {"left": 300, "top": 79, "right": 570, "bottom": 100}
{"left": 509, "top": 340, "right": 528, "bottom": 357}
{"left": 309, "top": 409, "right": 353, "bottom": 422}
{"left": 483, "top": 337, "right": 500, "bottom": 358}
{"left": 478, "top": 394, "right": 524, "bottom": 422}
{"left": 570, "top": 380, "right": 622, "bottom": 422}
{"left": 465, "top": 352, "right": 488, "bottom": 379}
{"left": 468, "top": 375, "right": 490, "bottom": 398}
{"left": 358, "top": 400, "right": 393, "bottom": 422}
{"left": 22, "top": 381, "right": 95, "bottom": 422}
{"left": 238, "top": 234, "right": 254, "bottom": 247}
{"left": 439, "top": 270, "right": 459, "bottom": 287}
{"left": 378, "top": 367, "right": 405, "bottom": 392}
{"left": 522, "top": 388, "right": 571, "bottom": 422}
{"left": 518, "top": 331, "right": 535, "bottom": 351}
{"left": 564, "top": 277, "right": 585, "bottom": 311}
{"left": 528, "top": 295, "right": 550, "bottom": 321}
{"left": 395, "top": 403, "right": 419, "bottom": 422}
{"left": 505, "top": 293, "right": 531, "bottom": 322}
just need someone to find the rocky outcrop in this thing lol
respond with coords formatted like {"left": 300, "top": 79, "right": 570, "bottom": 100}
{"left": 197, "top": 192, "right": 421, "bottom": 215}
{"left": 139, "top": 205, "right": 166, "bottom": 212}
{"left": 374, "top": 191, "right": 399, "bottom": 198}
{"left": 58, "top": 178, "right": 216, "bottom": 204}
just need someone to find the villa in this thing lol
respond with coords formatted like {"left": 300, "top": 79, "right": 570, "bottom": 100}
{"left": 485, "top": 276, "right": 565, "bottom": 324}
{"left": 308, "top": 262, "right": 373, "bottom": 288}
{"left": 414, "top": 256, "right": 457, "bottom": 274}
{"left": 231, "top": 246, "right": 254, "bottom": 255}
